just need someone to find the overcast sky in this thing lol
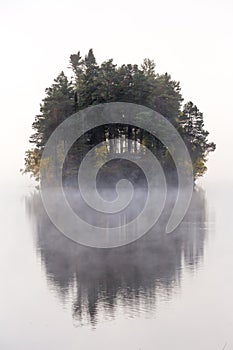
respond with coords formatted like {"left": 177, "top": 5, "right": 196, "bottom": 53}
{"left": 0, "top": 0, "right": 232, "bottom": 185}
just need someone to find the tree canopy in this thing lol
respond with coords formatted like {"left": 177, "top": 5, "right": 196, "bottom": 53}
{"left": 22, "top": 49, "right": 216, "bottom": 184}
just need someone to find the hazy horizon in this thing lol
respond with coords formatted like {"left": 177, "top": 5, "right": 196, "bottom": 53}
{"left": 1, "top": 0, "right": 232, "bottom": 187}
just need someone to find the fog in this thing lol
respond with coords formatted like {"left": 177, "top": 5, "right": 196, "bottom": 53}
{"left": 1, "top": 0, "right": 233, "bottom": 348}
{"left": 2, "top": 181, "right": 233, "bottom": 349}
{"left": 1, "top": 0, "right": 233, "bottom": 186}
{"left": 25, "top": 187, "right": 207, "bottom": 325}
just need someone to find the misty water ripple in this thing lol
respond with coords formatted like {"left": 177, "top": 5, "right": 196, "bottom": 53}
{"left": 25, "top": 187, "right": 208, "bottom": 327}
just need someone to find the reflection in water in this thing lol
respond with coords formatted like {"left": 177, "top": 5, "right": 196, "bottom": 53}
{"left": 25, "top": 188, "right": 208, "bottom": 327}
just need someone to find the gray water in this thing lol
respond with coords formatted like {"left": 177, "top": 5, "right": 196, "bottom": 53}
{"left": 1, "top": 183, "right": 233, "bottom": 350}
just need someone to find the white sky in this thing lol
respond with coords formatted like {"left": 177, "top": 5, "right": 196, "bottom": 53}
{"left": 0, "top": 0, "right": 232, "bottom": 185}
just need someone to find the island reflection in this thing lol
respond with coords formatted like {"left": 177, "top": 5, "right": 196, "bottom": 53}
{"left": 25, "top": 188, "right": 209, "bottom": 327}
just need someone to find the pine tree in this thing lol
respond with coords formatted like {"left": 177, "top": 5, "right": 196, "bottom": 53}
{"left": 23, "top": 49, "right": 216, "bottom": 182}
{"left": 23, "top": 72, "right": 75, "bottom": 181}
{"left": 178, "top": 101, "right": 216, "bottom": 178}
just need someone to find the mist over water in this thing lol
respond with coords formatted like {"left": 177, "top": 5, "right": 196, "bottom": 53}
{"left": 3, "top": 181, "right": 233, "bottom": 350}
{"left": 25, "top": 187, "right": 208, "bottom": 327}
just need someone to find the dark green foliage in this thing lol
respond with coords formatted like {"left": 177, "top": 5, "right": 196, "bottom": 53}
{"left": 30, "top": 71, "right": 75, "bottom": 150}
{"left": 178, "top": 101, "right": 216, "bottom": 178}
{"left": 23, "top": 49, "right": 215, "bottom": 182}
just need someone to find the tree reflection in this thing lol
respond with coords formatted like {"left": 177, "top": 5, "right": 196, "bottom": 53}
{"left": 25, "top": 188, "right": 209, "bottom": 326}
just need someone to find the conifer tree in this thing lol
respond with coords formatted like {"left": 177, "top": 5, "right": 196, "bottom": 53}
{"left": 23, "top": 49, "right": 216, "bottom": 182}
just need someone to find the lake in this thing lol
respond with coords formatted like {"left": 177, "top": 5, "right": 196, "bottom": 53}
{"left": 0, "top": 181, "right": 233, "bottom": 350}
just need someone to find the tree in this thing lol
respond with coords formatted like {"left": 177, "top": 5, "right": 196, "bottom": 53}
{"left": 23, "top": 71, "right": 75, "bottom": 181}
{"left": 178, "top": 101, "right": 216, "bottom": 178}
{"left": 22, "top": 49, "right": 216, "bottom": 183}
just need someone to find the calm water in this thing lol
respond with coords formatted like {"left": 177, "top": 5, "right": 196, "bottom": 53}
{"left": 1, "top": 182, "right": 233, "bottom": 350}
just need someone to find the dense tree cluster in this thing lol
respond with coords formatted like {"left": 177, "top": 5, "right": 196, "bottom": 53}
{"left": 22, "top": 49, "right": 215, "bottom": 183}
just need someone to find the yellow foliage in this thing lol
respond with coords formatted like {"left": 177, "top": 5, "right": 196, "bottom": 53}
{"left": 94, "top": 144, "right": 108, "bottom": 168}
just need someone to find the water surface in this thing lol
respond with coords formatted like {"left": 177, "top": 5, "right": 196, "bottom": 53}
{"left": 1, "top": 183, "right": 232, "bottom": 350}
